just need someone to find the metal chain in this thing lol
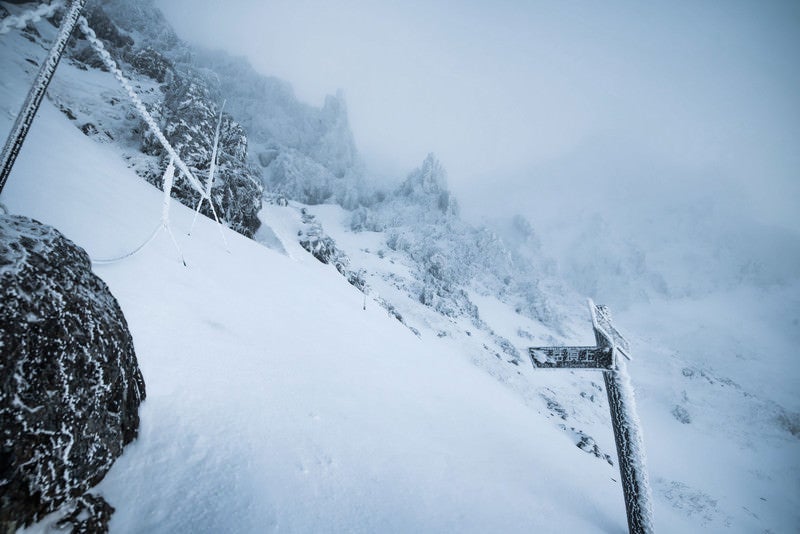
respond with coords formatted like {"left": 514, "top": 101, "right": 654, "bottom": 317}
{"left": 0, "top": 0, "right": 86, "bottom": 194}
{"left": 77, "top": 16, "right": 207, "bottom": 197}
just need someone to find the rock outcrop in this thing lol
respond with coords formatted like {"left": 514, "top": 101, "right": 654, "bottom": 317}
{"left": 0, "top": 215, "right": 146, "bottom": 532}
{"left": 140, "top": 74, "right": 263, "bottom": 238}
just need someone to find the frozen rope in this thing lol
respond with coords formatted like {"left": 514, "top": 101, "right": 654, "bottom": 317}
{"left": 188, "top": 102, "right": 223, "bottom": 228}
{"left": 77, "top": 16, "right": 206, "bottom": 197}
{"left": 0, "top": 0, "right": 85, "bottom": 194}
{"left": 92, "top": 158, "right": 186, "bottom": 266}
{"left": 160, "top": 157, "right": 176, "bottom": 225}
{"left": 159, "top": 157, "right": 188, "bottom": 264}
{"left": 80, "top": 16, "right": 230, "bottom": 250}
{"left": 188, "top": 101, "right": 229, "bottom": 250}
{"left": 0, "top": 0, "right": 64, "bottom": 35}
{"left": 90, "top": 223, "right": 161, "bottom": 265}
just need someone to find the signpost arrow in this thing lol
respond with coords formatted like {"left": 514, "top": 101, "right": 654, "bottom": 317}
{"left": 529, "top": 299, "right": 654, "bottom": 534}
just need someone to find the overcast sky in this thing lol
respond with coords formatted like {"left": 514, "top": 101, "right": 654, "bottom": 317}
{"left": 155, "top": 0, "right": 799, "bottom": 233}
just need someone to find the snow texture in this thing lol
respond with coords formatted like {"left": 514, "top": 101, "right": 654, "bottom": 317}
{"left": 1, "top": 3, "right": 797, "bottom": 531}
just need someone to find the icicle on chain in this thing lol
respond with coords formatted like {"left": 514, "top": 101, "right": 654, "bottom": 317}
{"left": 77, "top": 16, "right": 206, "bottom": 197}
{"left": 0, "top": 0, "right": 86, "bottom": 194}
{"left": 0, "top": 0, "right": 65, "bottom": 35}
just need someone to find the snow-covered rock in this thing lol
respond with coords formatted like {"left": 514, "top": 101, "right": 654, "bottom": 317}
{"left": 297, "top": 208, "right": 366, "bottom": 291}
{"left": 142, "top": 74, "right": 263, "bottom": 237}
{"left": 263, "top": 147, "right": 339, "bottom": 206}
{"left": 0, "top": 215, "right": 145, "bottom": 532}
{"left": 348, "top": 154, "right": 555, "bottom": 326}
{"left": 126, "top": 46, "right": 173, "bottom": 84}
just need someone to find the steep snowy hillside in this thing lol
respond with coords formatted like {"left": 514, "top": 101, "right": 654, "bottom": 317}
{"left": 1, "top": 54, "right": 626, "bottom": 534}
{"left": 1, "top": 2, "right": 798, "bottom": 532}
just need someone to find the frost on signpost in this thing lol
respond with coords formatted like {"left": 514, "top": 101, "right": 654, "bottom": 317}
{"left": 529, "top": 299, "right": 655, "bottom": 534}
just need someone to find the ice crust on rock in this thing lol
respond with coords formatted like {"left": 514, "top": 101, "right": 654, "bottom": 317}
{"left": 0, "top": 215, "right": 145, "bottom": 532}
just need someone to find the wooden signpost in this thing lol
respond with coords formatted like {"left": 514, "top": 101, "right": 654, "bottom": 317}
{"left": 529, "top": 300, "right": 654, "bottom": 534}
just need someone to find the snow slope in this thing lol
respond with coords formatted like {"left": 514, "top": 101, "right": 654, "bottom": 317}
{"left": 2, "top": 8, "right": 799, "bottom": 532}
{"left": 1, "top": 61, "right": 625, "bottom": 534}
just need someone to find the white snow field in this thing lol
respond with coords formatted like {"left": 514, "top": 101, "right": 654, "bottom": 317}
{"left": 4, "top": 98, "right": 627, "bottom": 533}
{"left": 2, "top": 10, "right": 799, "bottom": 533}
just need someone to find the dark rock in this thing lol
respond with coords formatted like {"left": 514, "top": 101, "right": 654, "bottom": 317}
{"left": 298, "top": 210, "right": 366, "bottom": 292}
{"left": 81, "top": 122, "right": 98, "bottom": 136}
{"left": 86, "top": 5, "right": 134, "bottom": 50}
{"left": 21, "top": 23, "right": 40, "bottom": 39}
{"left": 777, "top": 410, "right": 800, "bottom": 438}
{"left": 672, "top": 405, "right": 692, "bottom": 424}
{"left": 127, "top": 47, "right": 173, "bottom": 83}
{"left": 574, "top": 429, "right": 614, "bottom": 466}
{"left": 69, "top": 42, "right": 108, "bottom": 71}
{"left": 541, "top": 393, "right": 569, "bottom": 420}
{"left": 299, "top": 213, "right": 345, "bottom": 268}
{"left": 59, "top": 105, "right": 77, "bottom": 121}
{"left": 0, "top": 215, "right": 146, "bottom": 531}
{"left": 56, "top": 493, "right": 115, "bottom": 533}
{"left": 67, "top": 5, "right": 133, "bottom": 71}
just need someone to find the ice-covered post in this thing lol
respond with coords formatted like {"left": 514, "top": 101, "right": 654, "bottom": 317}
{"left": 0, "top": 0, "right": 88, "bottom": 195}
{"left": 528, "top": 300, "right": 654, "bottom": 533}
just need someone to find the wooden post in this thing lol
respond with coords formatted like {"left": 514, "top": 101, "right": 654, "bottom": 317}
{"left": 0, "top": 0, "right": 88, "bottom": 195}
{"left": 603, "top": 362, "right": 654, "bottom": 533}
{"left": 529, "top": 300, "right": 654, "bottom": 533}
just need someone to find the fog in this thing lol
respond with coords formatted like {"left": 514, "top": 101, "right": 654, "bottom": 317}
{"left": 156, "top": 0, "right": 800, "bottom": 303}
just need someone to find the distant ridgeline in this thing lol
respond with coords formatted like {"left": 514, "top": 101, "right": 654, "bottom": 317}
{"left": 53, "top": 0, "right": 556, "bottom": 328}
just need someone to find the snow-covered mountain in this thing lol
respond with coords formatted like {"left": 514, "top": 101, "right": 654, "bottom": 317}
{"left": 1, "top": 1, "right": 798, "bottom": 532}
